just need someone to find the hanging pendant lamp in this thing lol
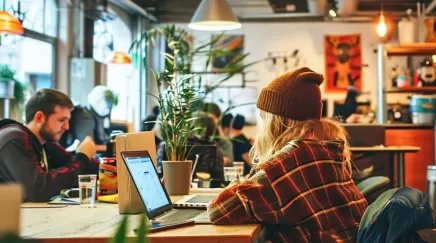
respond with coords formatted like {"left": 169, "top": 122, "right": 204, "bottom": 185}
{"left": 189, "top": 0, "right": 241, "bottom": 31}
{"left": 109, "top": 51, "right": 132, "bottom": 64}
{"left": 376, "top": 0, "right": 387, "bottom": 37}
{"left": 0, "top": 11, "right": 23, "bottom": 35}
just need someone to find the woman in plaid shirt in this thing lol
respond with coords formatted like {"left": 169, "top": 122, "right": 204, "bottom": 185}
{"left": 208, "top": 67, "right": 368, "bottom": 243}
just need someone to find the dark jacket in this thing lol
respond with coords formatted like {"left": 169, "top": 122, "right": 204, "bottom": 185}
{"left": 59, "top": 105, "right": 94, "bottom": 148}
{"left": 357, "top": 187, "right": 435, "bottom": 243}
{"left": 0, "top": 119, "right": 98, "bottom": 202}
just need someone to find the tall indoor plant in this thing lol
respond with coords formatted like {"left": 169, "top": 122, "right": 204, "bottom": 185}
{"left": 150, "top": 55, "right": 200, "bottom": 195}
{"left": 131, "top": 26, "right": 202, "bottom": 194}
{"left": 130, "top": 25, "right": 261, "bottom": 193}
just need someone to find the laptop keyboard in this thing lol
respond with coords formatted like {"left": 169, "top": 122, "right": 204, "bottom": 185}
{"left": 157, "top": 209, "right": 205, "bottom": 221}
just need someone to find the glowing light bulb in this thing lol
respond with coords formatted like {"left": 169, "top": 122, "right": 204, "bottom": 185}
{"left": 377, "top": 14, "right": 387, "bottom": 37}
{"left": 328, "top": 9, "right": 337, "bottom": 18}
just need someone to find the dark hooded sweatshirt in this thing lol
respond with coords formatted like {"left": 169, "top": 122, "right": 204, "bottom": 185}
{"left": 0, "top": 119, "right": 98, "bottom": 202}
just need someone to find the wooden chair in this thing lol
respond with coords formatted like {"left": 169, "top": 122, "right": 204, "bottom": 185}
{"left": 0, "top": 184, "right": 22, "bottom": 238}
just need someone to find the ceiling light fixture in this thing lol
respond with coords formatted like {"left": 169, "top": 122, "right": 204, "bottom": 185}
{"left": 189, "top": 0, "right": 241, "bottom": 31}
{"left": 0, "top": 11, "right": 23, "bottom": 35}
{"left": 376, "top": 0, "right": 387, "bottom": 37}
{"left": 109, "top": 51, "right": 132, "bottom": 64}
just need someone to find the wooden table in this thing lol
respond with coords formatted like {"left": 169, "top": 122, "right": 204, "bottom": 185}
{"left": 350, "top": 146, "right": 420, "bottom": 187}
{"left": 21, "top": 194, "right": 261, "bottom": 243}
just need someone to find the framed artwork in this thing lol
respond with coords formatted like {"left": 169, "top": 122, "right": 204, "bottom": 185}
{"left": 211, "top": 35, "right": 244, "bottom": 72}
{"left": 324, "top": 34, "right": 362, "bottom": 93}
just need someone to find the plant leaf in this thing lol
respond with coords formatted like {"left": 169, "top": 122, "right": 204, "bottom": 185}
{"left": 110, "top": 215, "right": 128, "bottom": 243}
{"left": 135, "top": 213, "right": 149, "bottom": 243}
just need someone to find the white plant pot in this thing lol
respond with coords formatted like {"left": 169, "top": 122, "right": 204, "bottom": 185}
{"left": 162, "top": 160, "right": 192, "bottom": 195}
{"left": 0, "top": 81, "right": 14, "bottom": 99}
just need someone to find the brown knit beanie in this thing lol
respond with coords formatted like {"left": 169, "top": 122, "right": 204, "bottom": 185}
{"left": 257, "top": 67, "right": 324, "bottom": 121}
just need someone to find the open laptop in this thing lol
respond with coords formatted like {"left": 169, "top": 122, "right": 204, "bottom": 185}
{"left": 120, "top": 150, "right": 214, "bottom": 223}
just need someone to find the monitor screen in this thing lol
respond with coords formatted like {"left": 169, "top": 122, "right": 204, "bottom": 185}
{"left": 123, "top": 155, "right": 171, "bottom": 213}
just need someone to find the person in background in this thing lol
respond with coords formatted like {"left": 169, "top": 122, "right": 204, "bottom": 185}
{"left": 219, "top": 113, "right": 233, "bottom": 138}
{"left": 208, "top": 67, "right": 367, "bottom": 242}
{"left": 142, "top": 105, "right": 163, "bottom": 151}
{"left": 87, "top": 85, "right": 117, "bottom": 154}
{"left": 0, "top": 89, "right": 98, "bottom": 202}
{"left": 337, "top": 85, "right": 374, "bottom": 124}
{"left": 343, "top": 85, "right": 359, "bottom": 120}
{"left": 142, "top": 105, "right": 164, "bottom": 176}
{"left": 202, "top": 103, "right": 233, "bottom": 166}
{"left": 59, "top": 85, "right": 117, "bottom": 156}
{"left": 189, "top": 113, "right": 225, "bottom": 180}
{"left": 142, "top": 105, "right": 160, "bottom": 132}
{"left": 231, "top": 114, "right": 252, "bottom": 175}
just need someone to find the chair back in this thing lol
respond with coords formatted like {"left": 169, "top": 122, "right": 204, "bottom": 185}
{"left": 0, "top": 184, "right": 22, "bottom": 238}
{"left": 357, "top": 176, "right": 390, "bottom": 204}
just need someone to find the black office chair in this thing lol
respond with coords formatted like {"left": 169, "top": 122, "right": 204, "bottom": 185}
{"left": 357, "top": 176, "right": 391, "bottom": 205}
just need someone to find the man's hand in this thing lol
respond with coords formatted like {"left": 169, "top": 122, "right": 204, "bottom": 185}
{"left": 77, "top": 136, "right": 97, "bottom": 159}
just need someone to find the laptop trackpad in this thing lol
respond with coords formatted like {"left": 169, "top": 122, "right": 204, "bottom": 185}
{"left": 192, "top": 211, "right": 211, "bottom": 224}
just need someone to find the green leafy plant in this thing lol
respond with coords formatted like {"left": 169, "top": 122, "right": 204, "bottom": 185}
{"left": 130, "top": 25, "right": 264, "bottom": 157}
{"left": 104, "top": 89, "right": 119, "bottom": 106}
{"left": 129, "top": 25, "right": 262, "bottom": 95}
{"left": 0, "top": 64, "right": 26, "bottom": 105}
{"left": 151, "top": 54, "right": 202, "bottom": 161}
{"left": 0, "top": 234, "right": 37, "bottom": 243}
{"left": 110, "top": 213, "right": 149, "bottom": 243}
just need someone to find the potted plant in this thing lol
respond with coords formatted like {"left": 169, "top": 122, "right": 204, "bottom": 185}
{"left": 0, "top": 65, "right": 25, "bottom": 105}
{"left": 151, "top": 53, "right": 201, "bottom": 195}
{"left": 130, "top": 25, "right": 262, "bottom": 193}
{"left": 130, "top": 26, "right": 203, "bottom": 195}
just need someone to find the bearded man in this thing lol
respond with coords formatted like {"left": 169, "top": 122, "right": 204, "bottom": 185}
{"left": 0, "top": 89, "right": 98, "bottom": 202}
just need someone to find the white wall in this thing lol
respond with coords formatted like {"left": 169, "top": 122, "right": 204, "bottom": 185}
{"left": 164, "top": 22, "right": 411, "bottom": 138}
{"left": 176, "top": 22, "right": 381, "bottom": 115}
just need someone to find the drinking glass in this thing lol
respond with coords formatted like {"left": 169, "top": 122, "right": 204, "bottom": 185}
{"left": 233, "top": 162, "right": 245, "bottom": 177}
{"left": 78, "top": 174, "right": 97, "bottom": 208}
{"left": 224, "top": 167, "right": 239, "bottom": 182}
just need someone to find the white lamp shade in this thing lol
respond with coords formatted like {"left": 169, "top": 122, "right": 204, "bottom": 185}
{"left": 189, "top": 0, "right": 241, "bottom": 31}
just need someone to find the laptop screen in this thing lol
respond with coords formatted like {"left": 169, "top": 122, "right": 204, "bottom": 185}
{"left": 123, "top": 154, "right": 171, "bottom": 213}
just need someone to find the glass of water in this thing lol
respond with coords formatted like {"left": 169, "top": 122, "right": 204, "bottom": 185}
{"left": 233, "top": 162, "right": 245, "bottom": 177}
{"left": 78, "top": 174, "right": 97, "bottom": 208}
{"left": 224, "top": 167, "right": 239, "bottom": 182}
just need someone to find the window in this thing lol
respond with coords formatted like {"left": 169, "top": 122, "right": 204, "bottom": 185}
{"left": 93, "top": 20, "right": 114, "bottom": 63}
{"left": 0, "top": 0, "right": 58, "bottom": 37}
{"left": 0, "top": 0, "right": 57, "bottom": 121}
{"left": 93, "top": 6, "right": 133, "bottom": 122}
{"left": 0, "top": 37, "right": 54, "bottom": 90}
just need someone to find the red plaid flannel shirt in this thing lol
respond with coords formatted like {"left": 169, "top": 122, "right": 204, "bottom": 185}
{"left": 208, "top": 139, "right": 368, "bottom": 243}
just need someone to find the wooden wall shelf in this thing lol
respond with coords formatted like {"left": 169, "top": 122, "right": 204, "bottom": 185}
{"left": 386, "top": 43, "right": 436, "bottom": 56}
{"left": 386, "top": 86, "right": 436, "bottom": 94}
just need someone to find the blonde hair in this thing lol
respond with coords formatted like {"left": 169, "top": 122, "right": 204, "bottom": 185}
{"left": 250, "top": 111, "right": 352, "bottom": 174}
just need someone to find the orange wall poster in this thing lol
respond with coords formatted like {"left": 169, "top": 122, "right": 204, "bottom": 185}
{"left": 324, "top": 34, "right": 362, "bottom": 93}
